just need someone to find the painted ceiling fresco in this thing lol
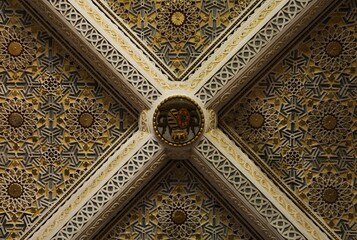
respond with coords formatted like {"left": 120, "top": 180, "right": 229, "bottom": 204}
{"left": 97, "top": 161, "right": 260, "bottom": 240}
{"left": 0, "top": 0, "right": 138, "bottom": 238}
{"left": 97, "top": 0, "right": 263, "bottom": 79}
{"left": 221, "top": 0, "right": 357, "bottom": 238}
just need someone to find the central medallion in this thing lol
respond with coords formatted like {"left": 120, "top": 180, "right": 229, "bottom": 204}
{"left": 154, "top": 96, "right": 204, "bottom": 147}
{"left": 171, "top": 11, "right": 185, "bottom": 26}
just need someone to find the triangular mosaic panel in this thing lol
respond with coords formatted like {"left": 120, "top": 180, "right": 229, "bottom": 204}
{"left": 0, "top": 0, "right": 138, "bottom": 238}
{"left": 221, "top": 0, "right": 357, "bottom": 238}
{"left": 95, "top": 0, "right": 263, "bottom": 80}
{"left": 97, "top": 161, "right": 260, "bottom": 240}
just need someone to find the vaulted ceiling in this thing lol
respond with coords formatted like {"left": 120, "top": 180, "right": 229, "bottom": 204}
{"left": 0, "top": 0, "right": 356, "bottom": 239}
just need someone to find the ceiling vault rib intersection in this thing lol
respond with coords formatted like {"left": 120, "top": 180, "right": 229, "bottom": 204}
{"left": 0, "top": 0, "right": 355, "bottom": 239}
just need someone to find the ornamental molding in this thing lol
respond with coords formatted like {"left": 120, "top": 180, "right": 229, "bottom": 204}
{"left": 25, "top": 132, "right": 157, "bottom": 240}
{"left": 219, "top": 121, "right": 341, "bottom": 240}
{"left": 76, "top": 152, "right": 168, "bottom": 240}
{"left": 195, "top": 0, "right": 335, "bottom": 108}
{"left": 195, "top": 130, "right": 330, "bottom": 240}
{"left": 190, "top": 154, "right": 280, "bottom": 239}
{"left": 21, "top": 0, "right": 160, "bottom": 107}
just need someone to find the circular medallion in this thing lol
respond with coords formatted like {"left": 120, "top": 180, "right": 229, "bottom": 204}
{"left": 322, "top": 114, "right": 337, "bottom": 130}
{"left": 171, "top": 11, "right": 185, "bottom": 26}
{"left": 326, "top": 41, "right": 342, "bottom": 57}
{"left": 154, "top": 96, "right": 204, "bottom": 147}
{"left": 79, "top": 112, "right": 94, "bottom": 128}
{"left": 248, "top": 113, "right": 264, "bottom": 128}
{"left": 8, "top": 112, "right": 24, "bottom": 127}
{"left": 8, "top": 183, "right": 23, "bottom": 198}
{"left": 8, "top": 41, "right": 23, "bottom": 56}
{"left": 171, "top": 209, "right": 187, "bottom": 224}
{"left": 322, "top": 187, "right": 338, "bottom": 203}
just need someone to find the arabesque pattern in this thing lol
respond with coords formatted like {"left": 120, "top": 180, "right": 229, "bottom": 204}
{"left": 196, "top": 137, "right": 306, "bottom": 240}
{"left": 0, "top": 1, "right": 137, "bottom": 238}
{"left": 99, "top": 161, "right": 257, "bottom": 240}
{"left": 196, "top": 0, "right": 313, "bottom": 104}
{"left": 222, "top": 0, "right": 357, "bottom": 238}
{"left": 101, "top": 0, "right": 259, "bottom": 77}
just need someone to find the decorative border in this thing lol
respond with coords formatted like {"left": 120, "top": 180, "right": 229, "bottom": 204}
{"left": 29, "top": 0, "right": 286, "bottom": 91}
{"left": 93, "top": 0, "right": 265, "bottom": 82}
{"left": 22, "top": 132, "right": 152, "bottom": 239}
{"left": 25, "top": 0, "right": 162, "bottom": 104}
{"left": 195, "top": 0, "right": 316, "bottom": 105}
{"left": 153, "top": 96, "right": 205, "bottom": 147}
{"left": 194, "top": 136, "right": 307, "bottom": 240}
{"left": 96, "top": 159, "right": 265, "bottom": 239}
{"left": 198, "top": 129, "right": 330, "bottom": 240}
{"left": 48, "top": 138, "right": 161, "bottom": 239}
{"left": 190, "top": 154, "right": 280, "bottom": 239}
{"left": 219, "top": 121, "right": 340, "bottom": 239}
{"left": 78, "top": 153, "right": 168, "bottom": 240}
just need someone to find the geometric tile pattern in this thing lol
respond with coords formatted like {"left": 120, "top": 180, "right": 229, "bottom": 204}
{"left": 97, "top": 161, "right": 258, "bottom": 240}
{"left": 0, "top": 1, "right": 138, "bottom": 239}
{"left": 51, "top": 138, "right": 160, "bottom": 240}
{"left": 98, "top": 0, "right": 262, "bottom": 78}
{"left": 196, "top": 136, "right": 307, "bottom": 240}
{"left": 195, "top": 0, "right": 315, "bottom": 104}
{"left": 222, "top": 0, "right": 357, "bottom": 238}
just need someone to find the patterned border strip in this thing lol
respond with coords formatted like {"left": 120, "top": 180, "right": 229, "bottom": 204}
{"left": 49, "top": 137, "right": 161, "bottom": 239}
{"left": 33, "top": 0, "right": 161, "bottom": 104}
{"left": 190, "top": 154, "right": 280, "bottom": 239}
{"left": 93, "top": 0, "right": 265, "bottom": 82}
{"left": 77, "top": 153, "right": 168, "bottom": 240}
{"left": 219, "top": 121, "right": 340, "bottom": 240}
{"left": 195, "top": 129, "right": 329, "bottom": 240}
{"left": 48, "top": 0, "right": 284, "bottom": 91}
{"left": 210, "top": 0, "right": 336, "bottom": 111}
{"left": 195, "top": 0, "right": 314, "bottom": 105}
{"left": 24, "top": 132, "right": 157, "bottom": 239}
{"left": 21, "top": 0, "right": 148, "bottom": 111}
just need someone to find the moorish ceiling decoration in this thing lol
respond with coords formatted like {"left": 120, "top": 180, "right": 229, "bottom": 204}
{"left": 96, "top": 0, "right": 264, "bottom": 80}
{"left": 221, "top": 0, "right": 357, "bottom": 238}
{"left": 0, "top": 0, "right": 138, "bottom": 238}
{"left": 97, "top": 161, "right": 260, "bottom": 239}
{"left": 0, "top": 0, "right": 355, "bottom": 239}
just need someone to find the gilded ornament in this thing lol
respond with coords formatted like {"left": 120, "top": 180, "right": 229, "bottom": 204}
{"left": 8, "top": 183, "right": 23, "bottom": 198}
{"left": 153, "top": 96, "right": 204, "bottom": 147}
{"left": 0, "top": 26, "right": 37, "bottom": 71}
{"left": 307, "top": 101, "right": 352, "bottom": 144}
{"left": 321, "top": 114, "right": 337, "bottom": 130}
{"left": 171, "top": 209, "right": 187, "bottom": 224}
{"left": 64, "top": 98, "right": 109, "bottom": 141}
{"left": 322, "top": 188, "right": 338, "bottom": 204}
{"left": 308, "top": 173, "right": 353, "bottom": 218}
{"left": 8, "top": 112, "right": 24, "bottom": 127}
{"left": 248, "top": 113, "right": 264, "bottom": 128}
{"left": 311, "top": 25, "right": 356, "bottom": 71}
{"left": 171, "top": 11, "right": 185, "bottom": 26}
{"left": 79, "top": 112, "right": 94, "bottom": 128}
{"left": 0, "top": 98, "right": 38, "bottom": 141}
{"left": 0, "top": 168, "right": 37, "bottom": 212}
{"left": 8, "top": 41, "right": 23, "bottom": 56}
{"left": 325, "top": 41, "right": 342, "bottom": 57}
{"left": 157, "top": 194, "right": 201, "bottom": 238}
{"left": 224, "top": 98, "right": 279, "bottom": 144}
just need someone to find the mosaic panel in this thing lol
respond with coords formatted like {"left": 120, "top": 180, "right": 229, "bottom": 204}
{"left": 221, "top": 0, "right": 357, "bottom": 238}
{"left": 0, "top": 0, "right": 138, "bottom": 238}
{"left": 98, "top": 161, "right": 258, "bottom": 240}
{"left": 99, "top": 0, "right": 260, "bottom": 78}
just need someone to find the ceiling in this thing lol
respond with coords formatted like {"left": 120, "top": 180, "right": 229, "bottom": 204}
{"left": 0, "top": 0, "right": 356, "bottom": 239}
